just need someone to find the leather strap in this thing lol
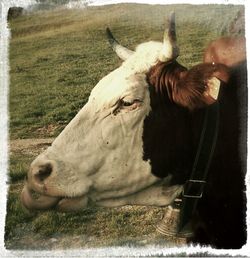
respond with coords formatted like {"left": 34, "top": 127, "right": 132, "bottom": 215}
{"left": 178, "top": 103, "right": 220, "bottom": 232}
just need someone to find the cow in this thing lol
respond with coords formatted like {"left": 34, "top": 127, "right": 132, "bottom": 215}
{"left": 20, "top": 13, "right": 247, "bottom": 249}
{"left": 203, "top": 36, "right": 246, "bottom": 67}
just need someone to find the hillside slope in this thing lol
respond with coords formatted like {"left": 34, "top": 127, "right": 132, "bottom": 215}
{"left": 8, "top": 3, "right": 243, "bottom": 139}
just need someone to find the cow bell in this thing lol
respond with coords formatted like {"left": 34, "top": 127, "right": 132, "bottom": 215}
{"left": 155, "top": 198, "right": 193, "bottom": 240}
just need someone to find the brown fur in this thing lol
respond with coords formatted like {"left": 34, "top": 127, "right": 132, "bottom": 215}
{"left": 204, "top": 36, "right": 246, "bottom": 67}
{"left": 147, "top": 61, "right": 229, "bottom": 110}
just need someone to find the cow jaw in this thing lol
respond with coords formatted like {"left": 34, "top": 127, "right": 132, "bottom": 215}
{"left": 54, "top": 179, "right": 183, "bottom": 212}
{"left": 95, "top": 181, "right": 183, "bottom": 208}
{"left": 22, "top": 177, "right": 183, "bottom": 212}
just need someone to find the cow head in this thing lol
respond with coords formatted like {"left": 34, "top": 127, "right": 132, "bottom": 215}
{"left": 21, "top": 13, "right": 229, "bottom": 212}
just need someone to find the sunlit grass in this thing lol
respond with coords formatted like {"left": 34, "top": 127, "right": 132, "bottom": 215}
{"left": 8, "top": 3, "right": 242, "bottom": 139}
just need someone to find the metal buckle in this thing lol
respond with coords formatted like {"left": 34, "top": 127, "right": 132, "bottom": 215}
{"left": 183, "top": 179, "right": 206, "bottom": 199}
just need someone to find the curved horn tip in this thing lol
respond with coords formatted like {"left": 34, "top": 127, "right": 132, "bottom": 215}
{"left": 106, "top": 27, "right": 117, "bottom": 44}
{"left": 167, "top": 11, "right": 176, "bottom": 29}
{"left": 170, "top": 11, "right": 175, "bottom": 20}
{"left": 106, "top": 27, "right": 112, "bottom": 37}
{"left": 160, "top": 11, "right": 179, "bottom": 61}
{"left": 105, "top": 27, "right": 134, "bottom": 61}
{"left": 165, "top": 12, "right": 175, "bottom": 23}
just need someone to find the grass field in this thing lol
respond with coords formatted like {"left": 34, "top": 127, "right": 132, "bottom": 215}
{"left": 6, "top": 3, "right": 243, "bottom": 250}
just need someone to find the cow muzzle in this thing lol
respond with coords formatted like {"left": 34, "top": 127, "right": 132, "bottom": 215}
{"left": 21, "top": 160, "right": 60, "bottom": 210}
{"left": 21, "top": 159, "right": 89, "bottom": 212}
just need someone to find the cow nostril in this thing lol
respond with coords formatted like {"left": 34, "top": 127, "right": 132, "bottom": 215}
{"left": 35, "top": 163, "right": 53, "bottom": 183}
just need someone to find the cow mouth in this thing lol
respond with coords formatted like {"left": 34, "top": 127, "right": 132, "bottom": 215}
{"left": 21, "top": 182, "right": 89, "bottom": 212}
{"left": 21, "top": 183, "right": 61, "bottom": 211}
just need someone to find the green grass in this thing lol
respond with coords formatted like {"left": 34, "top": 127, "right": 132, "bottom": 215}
{"left": 6, "top": 3, "right": 244, "bottom": 249}
{"left": 7, "top": 153, "right": 30, "bottom": 183}
{"left": 8, "top": 3, "right": 243, "bottom": 139}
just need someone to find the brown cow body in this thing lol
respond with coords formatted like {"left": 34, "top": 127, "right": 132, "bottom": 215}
{"left": 193, "top": 61, "right": 247, "bottom": 248}
{"left": 143, "top": 36, "right": 247, "bottom": 248}
{"left": 204, "top": 36, "right": 246, "bottom": 67}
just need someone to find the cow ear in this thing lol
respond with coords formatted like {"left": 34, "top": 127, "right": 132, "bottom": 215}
{"left": 173, "top": 63, "right": 230, "bottom": 110}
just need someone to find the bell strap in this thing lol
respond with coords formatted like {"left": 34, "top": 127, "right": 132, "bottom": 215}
{"left": 178, "top": 102, "right": 220, "bottom": 233}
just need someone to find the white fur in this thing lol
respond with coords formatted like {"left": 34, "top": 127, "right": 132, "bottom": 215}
{"left": 29, "top": 40, "right": 181, "bottom": 207}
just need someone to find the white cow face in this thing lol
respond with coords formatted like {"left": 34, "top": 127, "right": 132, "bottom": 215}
{"left": 21, "top": 14, "right": 184, "bottom": 211}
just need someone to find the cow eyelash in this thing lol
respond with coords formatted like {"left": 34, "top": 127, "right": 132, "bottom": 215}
{"left": 112, "top": 99, "right": 141, "bottom": 115}
{"left": 121, "top": 100, "right": 134, "bottom": 106}
{"left": 121, "top": 99, "right": 142, "bottom": 107}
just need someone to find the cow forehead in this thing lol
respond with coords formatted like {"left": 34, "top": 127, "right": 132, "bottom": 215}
{"left": 124, "top": 41, "right": 164, "bottom": 72}
{"left": 89, "top": 41, "right": 164, "bottom": 111}
{"left": 89, "top": 69, "right": 147, "bottom": 110}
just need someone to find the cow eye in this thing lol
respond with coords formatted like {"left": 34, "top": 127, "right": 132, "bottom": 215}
{"left": 121, "top": 99, "right": 142, "bottom": 108}
{"left": 122, "top": 100, "right": 133, "bottom": 106}
{"left": 112, "top": 99, "right": 141, "bottom": 115}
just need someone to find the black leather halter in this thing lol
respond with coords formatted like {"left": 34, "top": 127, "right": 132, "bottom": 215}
{"left": 178, "top": 102, "right": 220, "bottom": 232}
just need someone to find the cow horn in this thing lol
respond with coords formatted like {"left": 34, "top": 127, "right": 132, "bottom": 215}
{"left": 106, "top": 27, "right": 134, "bottom": 60}
{"left": 160, "top": 12, "right": 179, "bottom": 62}
{"left": 21, "top": 183, "right": 60, "bottom": 211}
